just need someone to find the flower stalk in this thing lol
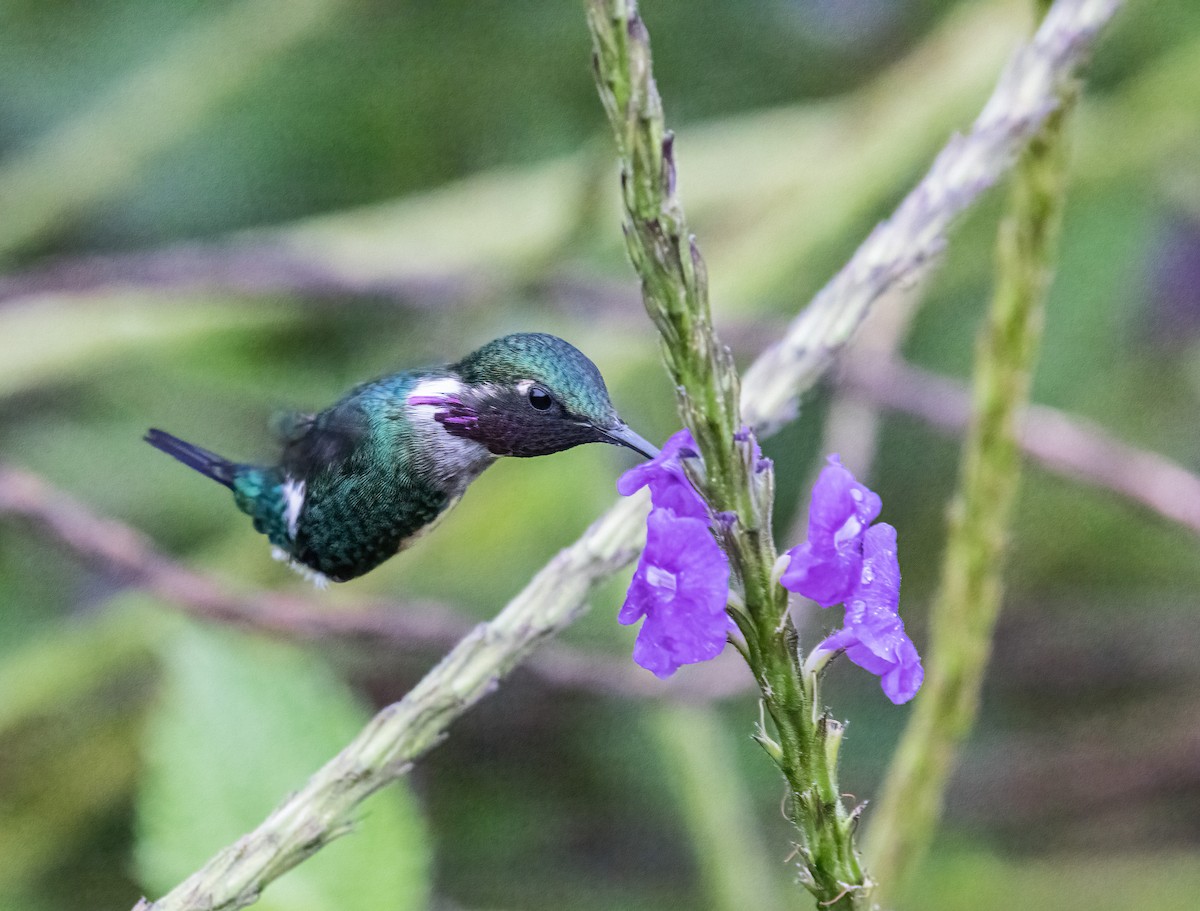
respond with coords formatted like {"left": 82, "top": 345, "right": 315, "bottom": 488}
{"left": 864, "top": 0, "right": 1078, "bottom": 898}
{"left": 588, "top": 1, "right": 867, "bottom": 905}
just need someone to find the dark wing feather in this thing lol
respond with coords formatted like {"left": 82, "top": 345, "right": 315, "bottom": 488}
{"left": 278, "top": 400, "right": 370, "bottom": 479}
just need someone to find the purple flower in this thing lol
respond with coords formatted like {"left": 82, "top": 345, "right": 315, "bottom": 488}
{"left": 619, "top": 509, "right": 731, "bottom": 678}
{"left": 617, "top": 428, "right": 708, "bottom": 519}
{"left": 779, "top": 454, "right": 881, "bottom": 607}
{"left": 616, "top": 428, "right": 731, "bottom": 677}
{"left": 816, "top": 524, "right": 922, "bottom": 704}
{"left": 784, "top": 455, "right": 922, "bottom": 704}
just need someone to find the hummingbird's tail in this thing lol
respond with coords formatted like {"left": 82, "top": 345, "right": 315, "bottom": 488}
{"left": 144, "top": 428, "right": 237, "bottom": 489}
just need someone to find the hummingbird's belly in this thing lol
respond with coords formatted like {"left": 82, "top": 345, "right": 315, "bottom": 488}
{"left": 395, "top": 494, "right": 460, "bottom": 552}
{"left": 288, "top": 477, "right": 452, "bottom": 582}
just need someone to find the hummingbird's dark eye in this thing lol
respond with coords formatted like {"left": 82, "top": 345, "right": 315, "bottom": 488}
{"left": 527, "top": 386, "right": 553, "bottom": 412}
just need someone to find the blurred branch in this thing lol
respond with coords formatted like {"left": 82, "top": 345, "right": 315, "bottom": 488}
{"left": 741, "top": 0, "right": 1124, "bottom": 432}
{"left": 0, "top": 242, "right": 478, "bottom": 308}
{"left": 0, "top": 1, "right": 1021, "bottom": 311}
{"left": 842, "top": 356, "right": 1200, "bottom": 539}
{"left": 0, "top": 0, "right": 343, "bottom": 259}
{"left": 0, "top": 462, "right": 746, "bottom": 706}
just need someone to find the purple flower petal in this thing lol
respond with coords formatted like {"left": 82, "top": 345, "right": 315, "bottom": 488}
{"left": 616, "top": 428, "right": 708, "bottom": 519}
{"left": 619, "top": 510, "right": 730, "bottom": 678}
{"left": 616, "top": 428, "right": 697, "bottom": 495}
{"left": 779, "top": 454, "right": 882, "bottom": 607}
{"left": 848, "top": 523, "right": 901, "bottom": 614}
{"left": 818, "top": 524, "right": 923, "bottom": 704}
{"left": 779, "top": 540, "right": 852, "bottom": 608}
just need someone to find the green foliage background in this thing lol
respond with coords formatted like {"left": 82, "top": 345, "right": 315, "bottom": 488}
{"left": 1, "top": 0, "right": 1199, "bottom": 908}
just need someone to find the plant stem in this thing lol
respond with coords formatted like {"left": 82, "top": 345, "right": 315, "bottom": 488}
{"left": 864, "top": 0, "right": 1075, "bottom": 897}
{"left": 587, "top": 2, "right": 867, "bottom": 905}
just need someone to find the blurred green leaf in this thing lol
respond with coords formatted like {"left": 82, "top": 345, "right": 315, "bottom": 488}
{"left": 135, "top": 622, "right": 430, "bottom": 911}
{"left": 0, "top": 294, "right": 297, "bottom": 398}
{"left": 0, "top": 604, "right": 155, "bottom": 732}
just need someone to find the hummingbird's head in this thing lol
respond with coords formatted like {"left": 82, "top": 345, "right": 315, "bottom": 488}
{"left": 412, "top": 333, "right": 658, "bottom": 459}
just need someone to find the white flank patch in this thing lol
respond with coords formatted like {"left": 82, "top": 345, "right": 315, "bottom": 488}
{"left": 406, "top": 375, "right": 494, "bottom": 495}
{"left": 271, "top": 546, "right": 330, "bottom": 589}
{"left": 407, "top": 376, "right": 465, "bottom": 411}
{"left": 281, "top": 476, "right": 306, "bottom": 540}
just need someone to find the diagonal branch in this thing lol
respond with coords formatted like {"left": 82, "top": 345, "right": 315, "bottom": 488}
{"left": 840, "top": 356, "right": 1200, "bottom": 538}
{"left": 0, "top": 463, "right": 752, "bottom": 703}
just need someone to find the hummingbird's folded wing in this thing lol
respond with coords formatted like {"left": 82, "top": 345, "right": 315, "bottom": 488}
{"left": 269, "top": 409, "right": 315, "bottom": 444}
{"left": 277, "top": 400, "right": 369, "bottom": 480}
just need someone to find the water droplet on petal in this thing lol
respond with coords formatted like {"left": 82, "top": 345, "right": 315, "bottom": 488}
{"left": 646, "top": 565, "right": 679, "bottom": 594}
{"left": 834, "top": 515, "right": 863, "bottom": 546}
{"left": 849, "top": 488, "right": 864, "bottom": 502}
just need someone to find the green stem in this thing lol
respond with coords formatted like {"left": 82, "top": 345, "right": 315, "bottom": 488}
{"left": 587, "top": 2, "right": 867, "bottom": 905}
{"left": 864, "top": 2, "right": 1073, "bottom": 898}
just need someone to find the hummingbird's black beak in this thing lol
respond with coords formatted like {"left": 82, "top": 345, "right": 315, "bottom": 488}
{"left": 602, "top": 423, "right": 660, "bottom": 459}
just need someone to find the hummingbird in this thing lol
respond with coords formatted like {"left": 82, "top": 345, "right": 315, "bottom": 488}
{"left": 145, "top": 332, "right": 658, "bottom": 585}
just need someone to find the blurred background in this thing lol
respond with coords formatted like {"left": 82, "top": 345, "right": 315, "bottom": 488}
{"left": 2, "top": 0, "right": 1199, "bottom": 908}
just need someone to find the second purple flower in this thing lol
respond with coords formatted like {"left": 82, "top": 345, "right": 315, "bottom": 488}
{"left": 782, "top": 455, "right": 923, "bottom": 705}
